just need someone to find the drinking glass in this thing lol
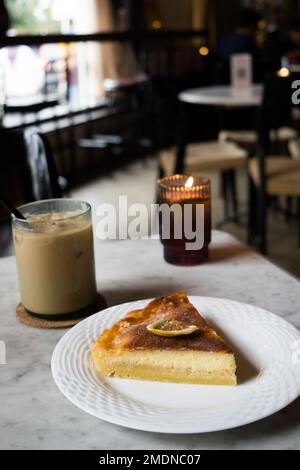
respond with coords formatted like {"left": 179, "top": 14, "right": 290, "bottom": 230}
{"left": 12, "top": 199, "right": 97, "bottom": 320}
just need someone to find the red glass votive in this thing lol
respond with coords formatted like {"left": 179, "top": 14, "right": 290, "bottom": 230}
{"left": 158, "top": 175, "right": 211, "bottom": 266}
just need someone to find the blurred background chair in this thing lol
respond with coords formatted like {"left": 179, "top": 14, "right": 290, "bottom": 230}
{"left": 0, "top": 129, "right": 65, "bottom": 255}
{"left": 289, "top": 138, "right": 300, "bottom": 160}
{"left": 1, "top": 129, "right": 64, "bottom": 201}
{"left": 248, "top": 75, "right": 300, "bottom": 253}
{"left": 219, "top": 126, "right": 298, "bottom": 155}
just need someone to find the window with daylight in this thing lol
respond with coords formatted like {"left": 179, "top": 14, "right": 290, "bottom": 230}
{"left": 1, "top": 1, "right": 106, "bottom": 101}
{"left": 1, "top": 1, "right": 140, "bottom": 102}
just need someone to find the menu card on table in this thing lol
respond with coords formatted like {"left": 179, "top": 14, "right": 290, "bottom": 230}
{"left": 230, "top": 53, "right": 253, "bottom": 90}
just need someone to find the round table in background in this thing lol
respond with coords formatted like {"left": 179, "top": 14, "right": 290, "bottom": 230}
{"left": 179, "top": 84, "right": 264, "bottom": 108}
{"left": 174, "top": 84, "right": 264, "bottom": 176}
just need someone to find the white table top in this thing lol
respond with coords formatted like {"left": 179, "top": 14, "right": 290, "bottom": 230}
{"left": 1, "top": 231, "right": 300, "bottom": 450}
{"left": 179, "top": 84, "right": 263, "bottom": 107}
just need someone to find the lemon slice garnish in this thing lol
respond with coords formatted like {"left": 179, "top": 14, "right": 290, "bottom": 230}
{"left": 147, "top": 320, "right": 199, "bottom": 337}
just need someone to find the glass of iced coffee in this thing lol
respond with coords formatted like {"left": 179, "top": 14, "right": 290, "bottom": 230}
{"left": 12, "top": 199, "right": 97, "bottom": 320}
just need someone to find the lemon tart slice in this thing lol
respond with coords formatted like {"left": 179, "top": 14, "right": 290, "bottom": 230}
{"left": 91, "top": 292, "right": 237, "bottom": 386}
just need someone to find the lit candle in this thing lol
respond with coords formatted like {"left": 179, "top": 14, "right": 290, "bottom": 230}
{"left": 158, "top": 175, "right": 211, "bottom": 266}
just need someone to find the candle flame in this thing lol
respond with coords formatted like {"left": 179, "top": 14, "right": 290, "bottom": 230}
{"left": 185, "top": 177, "right": 194, "bottom": 189}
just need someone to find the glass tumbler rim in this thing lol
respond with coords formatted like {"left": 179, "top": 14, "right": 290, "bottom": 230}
{"left": 11, "top": 199, "right": 92, "bottom": 225}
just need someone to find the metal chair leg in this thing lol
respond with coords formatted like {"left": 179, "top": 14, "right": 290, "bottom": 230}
{"left": 228, "top": 169, "right": 239, "bottom": 222}
{"left": 221, "top": 171, "right": 230, "bottom": 220}
{"left": 257, "top": 186, "right": 268, "bottom": 255}
{"left": 285, "top": 197, "right": 293, "bottom": 222}
{"left": 248, "top": 176, "right": 257, "bottom": 246}
{"left": 175, "top": 103, "right": 188, "bottom": 174}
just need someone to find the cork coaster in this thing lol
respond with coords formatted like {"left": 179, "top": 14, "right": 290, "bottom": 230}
{"left": 16, "top": 294, "right": 107, "bottom": 329}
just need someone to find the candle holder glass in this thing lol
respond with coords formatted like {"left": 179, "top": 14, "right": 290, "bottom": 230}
{"left": 158, "top": 175, "right": 211, "bottom": 266}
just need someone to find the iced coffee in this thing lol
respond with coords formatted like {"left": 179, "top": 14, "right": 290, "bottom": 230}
{"left": 12, "top": 200, "right": 97, "bottom": 319}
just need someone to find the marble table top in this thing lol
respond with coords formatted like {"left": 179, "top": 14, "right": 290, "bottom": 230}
{"left": 179, "top": 84, "right": 263, "bottom": 107}
{"left": 1, "top": 231, "right": 299, "bottom": 450}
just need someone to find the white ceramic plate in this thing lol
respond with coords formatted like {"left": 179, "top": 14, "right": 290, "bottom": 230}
{"left": 51, "top": 297, "right": 300, "bottom": 434}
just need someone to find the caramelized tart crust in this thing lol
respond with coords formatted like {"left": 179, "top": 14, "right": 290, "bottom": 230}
{"left": 91, "top": 293, "right": 237, "bottom": 386}
{"left": 94, "top": 292, "right": 232, "bottom": 353}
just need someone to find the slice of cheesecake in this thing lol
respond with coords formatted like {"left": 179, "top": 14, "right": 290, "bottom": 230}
{"left": 91, "top": 292, "right": 237, "bottom": 386}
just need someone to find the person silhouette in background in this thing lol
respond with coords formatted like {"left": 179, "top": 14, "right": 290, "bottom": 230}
{"left": 0, "top": 0, "right": 10, "bottom": 36}
{"left": 215, "top": 8, "right": 262, "bottom": 84}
